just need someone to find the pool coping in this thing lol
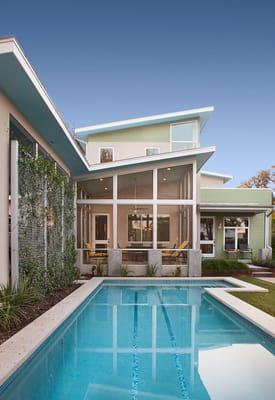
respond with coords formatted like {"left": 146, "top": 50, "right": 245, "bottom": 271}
{"left": 0, "top": 276, "right": 274, "bottom": 388}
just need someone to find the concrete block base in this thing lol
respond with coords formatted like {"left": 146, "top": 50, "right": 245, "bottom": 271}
{"left": 188, "top": 250, "right": 202, "bottom": 277}
{"left": 108, "top": 250, "right": 122, "bottom": 276}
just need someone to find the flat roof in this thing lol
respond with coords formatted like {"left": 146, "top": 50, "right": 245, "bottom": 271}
{"left": 75, "top": 106, "right": 214, "bottom": 139}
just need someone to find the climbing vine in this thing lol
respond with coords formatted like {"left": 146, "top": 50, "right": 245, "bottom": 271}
{"left": 18, "top": 145, "right": 78, "bottom": 294}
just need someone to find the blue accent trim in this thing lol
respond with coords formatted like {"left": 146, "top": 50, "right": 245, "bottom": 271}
{"left": 157, "top": 290, "right": 190, "bottom": 400}
{"left": 131, "top": 291, "right": 139, "bottom": 400}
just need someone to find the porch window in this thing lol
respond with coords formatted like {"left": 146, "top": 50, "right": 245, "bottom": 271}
{"left": 224, "top": 217, "right": 249, "bottom": 250}
{"left": 157, "top": 164, "right": 193, "bottom": 199}
{"left": 99, "top": 147, "right": 113, "bottom": 163}
{"left": 157, "top": 215, "right": 170, "bottom": 242}
{"left": 77, "top": 176, "right": 113, "bottom": 199}
{"left": 171, "top": 121, "right": 198, "bottom": 151}
{"left": 118, "top": 170, "right": 153, "bottom": 199}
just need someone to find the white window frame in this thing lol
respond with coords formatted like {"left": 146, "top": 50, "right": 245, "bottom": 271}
{"left": 127, "top": 213, "right": 153, "bottom": 244}
{"left": 223, "top": 217, "right": 250, "bottom": 251}
{"left": 200, "top": 216, "right": 215, "bottom": 257}
{"left": 98, "top": 147, "right": 114, "bottom": 163}
{"left": 170, "top": 120, "right": 199, "bottom": 152}
{"left": 127, "top": 213, "right": 170, "bottom": 244}
{"left": 145, "top": 147, "right": 160, "bottom": 156}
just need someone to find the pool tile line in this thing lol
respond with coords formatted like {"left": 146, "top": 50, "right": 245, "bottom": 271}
{"left": 131, "top": 291, "right": 139, "bottom": 400}
{"left": 157, "top": 290, "right": 190, "bottom": 400}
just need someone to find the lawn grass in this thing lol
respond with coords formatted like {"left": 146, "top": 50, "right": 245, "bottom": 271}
{"left": 231, "top": 276, "right": 275, "bottom": 317}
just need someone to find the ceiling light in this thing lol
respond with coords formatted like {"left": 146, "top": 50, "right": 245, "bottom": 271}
{"left": 163, "top": 177, "right": 167, "bottom": 181}
{"left": 167, "top": 167, "right": 171, "bottom": 171}
{"left": 100, "top": 178, "right": 104, "bottom": 181}
{"left": 104, "top": 187, "right": 108, "bottom": 190}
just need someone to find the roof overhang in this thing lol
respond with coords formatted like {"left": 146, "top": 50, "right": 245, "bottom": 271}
{"left": 75, "top": 106, "right": 214, "bottom": 140}
{"left": 200, "top": 203, "right": 273, "bottom": 214}
{"left": 0, "top": 36, "right": 89, "bottom": 175}
{"left": 200, "top": 170, "right": 233, "bottom": 183}
{"left": 75, "top": 146, "right": 215, "bottom": 180}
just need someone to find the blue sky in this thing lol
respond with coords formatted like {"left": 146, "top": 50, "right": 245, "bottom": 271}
{"left": 1, "top": 0, "right": 274, "bottom": 186}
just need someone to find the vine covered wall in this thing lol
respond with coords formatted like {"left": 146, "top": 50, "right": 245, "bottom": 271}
{"left": 18, "top": 145, "right": 78, "bottom": 294}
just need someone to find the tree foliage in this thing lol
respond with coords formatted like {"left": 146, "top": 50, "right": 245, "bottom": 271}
{"left": 238, "top": 168, "right": 274, "bottom": 189}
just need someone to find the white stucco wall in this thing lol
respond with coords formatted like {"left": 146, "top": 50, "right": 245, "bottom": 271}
{"left": 200, "top": 174, "right": 225, "bottom": 187}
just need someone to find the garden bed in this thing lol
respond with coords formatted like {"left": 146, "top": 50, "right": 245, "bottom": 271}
{"left": 202, "top": 259, "right": 250, "bottom": 277}
{"left": 0, "top": 283, "right": 81, "bottom": 345}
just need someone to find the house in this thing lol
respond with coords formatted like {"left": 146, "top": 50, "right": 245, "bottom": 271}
{"left": 0, "top": 36, "right": 273, "bottom": 284}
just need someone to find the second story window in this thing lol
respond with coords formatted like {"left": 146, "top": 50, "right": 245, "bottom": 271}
{"left": 171, "top": 121, "right": 198, "bottom": 151}
{"left": 99, "top": 147, "right": 113, "bottom": 163}
{"left": 145, "top": 147, "right": 160, "bottom": 156}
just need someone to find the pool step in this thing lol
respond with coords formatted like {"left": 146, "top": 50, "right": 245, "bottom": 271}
{"left": 252, "top": 270, "right": 274, "bottom": 277}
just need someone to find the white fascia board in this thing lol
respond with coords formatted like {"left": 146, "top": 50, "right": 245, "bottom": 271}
{"left": 200, "top": 170, "right": 233, "bottom": 183}
{"left": 75, "top": 106, "right": 214, "bottom": 136}
{"left": 83, "top": 146, "right": 215, "bottom": 173}
{"left": 0, "top": 36, "right": 89, "bottom": 170}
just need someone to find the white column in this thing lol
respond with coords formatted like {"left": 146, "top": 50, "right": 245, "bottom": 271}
{"left": 153, "top": 168, "right": 158, "bottom": 249}
{"left": 10, "top": 140, "right": 19, "bottom": 287}
{"left": 44, "top": 176, "right": 48, "bottom": 269}
{"left": 192, "top": 160, "right": 197, "bottom": 250}
{"left": 113, "top": 174, "right": 118, "bottom": 249}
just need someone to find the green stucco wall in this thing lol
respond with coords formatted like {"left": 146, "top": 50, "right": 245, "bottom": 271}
{"left": 201, "top": 213, "right": 265, "bottom": 259}
{"left": 87, "top": 122, "right": 171, "bottom": 143}
{"left": 200, "top": 188, "right": 272, "bottom": 259}
{"left": 201, "top": 188, "right": 272, "bottom": 206}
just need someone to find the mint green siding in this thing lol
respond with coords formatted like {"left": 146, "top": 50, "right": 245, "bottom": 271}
{"left": 201, "top": 188, "right": 272, "bottom": 206}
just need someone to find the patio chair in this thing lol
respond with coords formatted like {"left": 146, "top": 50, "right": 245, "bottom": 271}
{"left": 84, "top": 243, "right": 107, "bottom": 258}
{"left": 162, "top": 240, "right": 189, "bottom": 258}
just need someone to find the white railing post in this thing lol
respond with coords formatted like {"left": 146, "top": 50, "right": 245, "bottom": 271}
{"left": 10, "top": 140, "right": 19, "bottom": 287}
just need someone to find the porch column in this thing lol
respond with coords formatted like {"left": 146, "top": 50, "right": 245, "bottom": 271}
{"left": 10, "top": 140, "right": 19, "bottom": 287}
{"left": 192, "top": 159, "right": 198, "bottom": 250}
{"left": 113, "top": 174, "right": 118, "bottom": 249}
{"left": 153, "top": 168, "right": 158, "bottom": 249}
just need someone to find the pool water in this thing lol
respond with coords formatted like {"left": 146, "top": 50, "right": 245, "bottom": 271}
{"left": 0, "top": 281, "right": 274, "bottom": 400}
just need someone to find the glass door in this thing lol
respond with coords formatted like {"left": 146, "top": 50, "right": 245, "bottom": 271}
{"left": 92, "top": 213, "right": 109, "bottom": 250}
{"left": 200, "top": 217, "right": 215, "bottom": 257}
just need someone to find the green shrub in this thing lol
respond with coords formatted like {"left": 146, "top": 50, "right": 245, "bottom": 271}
{"left": 120, "top": 264, "right": 130, "bottom": 277}
{"left": 0, "top": 279, "right": 43, "bottom": 329}
{"left": 202, "top": 259, "right": 249, "bottom": 274}
{"left": 146, "top": 264, "right": 158, "bottom": 277}
{"left": 96, "top": 262, "right": 104, "bottom": 277}
{"left": 171, "top": 266, "right": 181, "bottom": 277}
{"left": 252, "top": 258, "right": 275, "bottom": 268}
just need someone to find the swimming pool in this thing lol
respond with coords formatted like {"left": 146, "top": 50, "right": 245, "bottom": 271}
{"left": 0, "top": 280, "right": 274, "bottom": 399}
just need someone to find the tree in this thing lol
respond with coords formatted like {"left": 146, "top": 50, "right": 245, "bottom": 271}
{"left": 239, "top": 168, "right": 274, "bottom": 188}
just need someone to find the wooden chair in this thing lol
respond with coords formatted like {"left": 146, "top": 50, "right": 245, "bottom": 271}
{"left": 84, "top": 243, "right": 107, "bottom": 258}
{"left": 162, "top": 240, "right": 189, "bottom": 258}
